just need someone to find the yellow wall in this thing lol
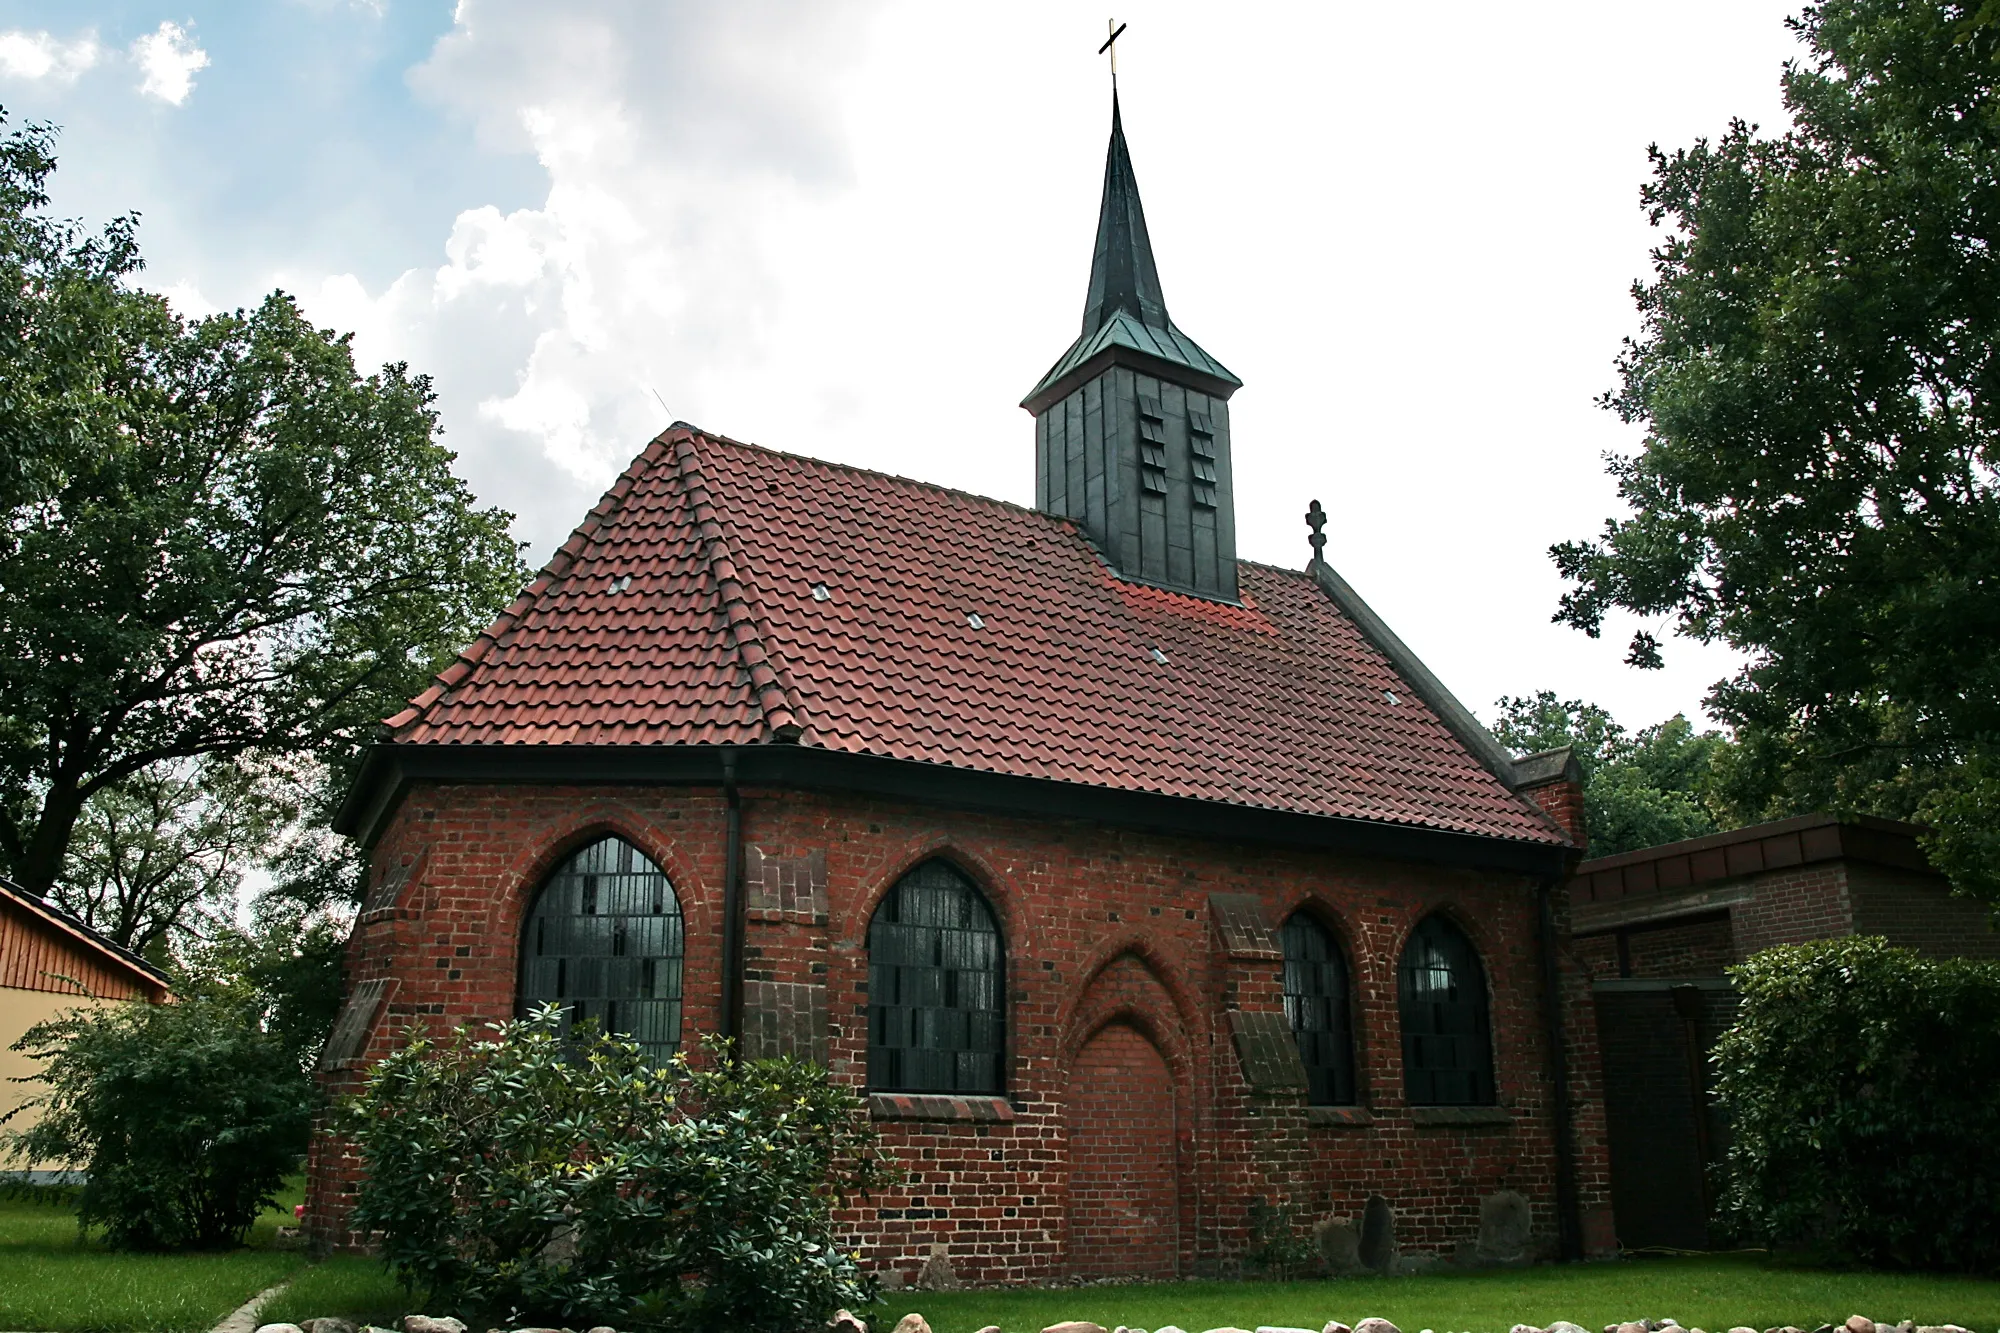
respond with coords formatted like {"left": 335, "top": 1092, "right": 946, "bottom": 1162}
{"left": 0, "top": 986, "right": 133, "bottom": 1172}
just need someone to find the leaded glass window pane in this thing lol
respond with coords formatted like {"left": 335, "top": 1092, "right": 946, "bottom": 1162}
{"left": 867, "top": 860, "right": 1004, "bottom": 1094}
{"left": 1281, "top": 912, "right": 1357, "bottom": 1106}
{"left": 1397, "top": 914, "right": 1495, "bottom": 1106}
{"left": 519, "top": 835, "right": 684, "bottom": 1064}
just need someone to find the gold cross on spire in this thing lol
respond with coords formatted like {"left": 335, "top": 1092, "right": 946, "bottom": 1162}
{"left": 1099, "top": 18, "right": 1127, "bottom": 87}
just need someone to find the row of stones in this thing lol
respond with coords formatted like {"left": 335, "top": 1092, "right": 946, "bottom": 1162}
{"left": 258, "top": 1310, "right": 1990, "bottom": 1333}
{"left": 866, "top": 1315, "right": 1988, "bottom": 1333}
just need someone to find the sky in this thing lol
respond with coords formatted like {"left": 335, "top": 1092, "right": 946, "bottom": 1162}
{"left": 0, "top": 1, "right": 1808, "bottom": 738}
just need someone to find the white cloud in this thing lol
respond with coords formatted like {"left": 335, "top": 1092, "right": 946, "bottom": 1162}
{"left": 155, "top": 279, "right": 220, "bottom": 322}
{"left": 131, "top": 21, "right": 209, "bottom": 105}
{"left": 0, "top": 29, "right": 102, "bottom": 84}
{"left": 282, "top": 1, "right": 874, "bottom": 549}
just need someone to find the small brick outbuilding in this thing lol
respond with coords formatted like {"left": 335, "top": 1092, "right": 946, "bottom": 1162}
{"left": 307, "top": 96, "right": 1615, "bottom": 1277}
{"left": 1573, "top": 813, "right": 1999, "bottom": 1250}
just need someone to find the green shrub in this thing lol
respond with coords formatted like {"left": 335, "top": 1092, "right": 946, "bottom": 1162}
{"left": 1713, "top": 936, "right": 2000, "bottom": 1270}
{"left": 348, "top": 1006, "right": 893, "bottom": 1332}
{"left": 4, "top": 996, "right": 313, "bottom": 1249}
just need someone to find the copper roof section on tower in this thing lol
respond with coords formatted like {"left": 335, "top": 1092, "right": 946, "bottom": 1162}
{"left": 384, "top": 426, "right": 1564, "bottom": 847}
{"left": 1023, "top": 95, "right": 1239, "bottom": 410}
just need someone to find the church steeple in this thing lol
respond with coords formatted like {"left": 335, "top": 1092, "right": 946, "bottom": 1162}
{"left": 1082, "top": 96, "right": 1169, "bottom": 334}
{"left": 1023, "top": 94, "right": 1243, "bottom": 601}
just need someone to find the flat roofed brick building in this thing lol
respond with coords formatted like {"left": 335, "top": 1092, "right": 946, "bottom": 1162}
{"left": 1576, "top": 814, "right": 1999, "bottom": 1252}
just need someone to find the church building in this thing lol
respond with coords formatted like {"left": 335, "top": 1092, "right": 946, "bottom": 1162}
{"left": 307, "top": 96, "right": 1616, "bottom": 1275}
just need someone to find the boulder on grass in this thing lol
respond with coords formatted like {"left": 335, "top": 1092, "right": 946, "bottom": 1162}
{"left": 892, "top": 1316, "right": 933, "bottom": 1333}
{"left": 255, "top": 1325, "right": 305, "bottom": 1333}
{"left": 830, "top": 1311, "right": 868, "bottom": 1333}
{"left": 302, "top": 1321, "right": 357, "bottom": 1333}
{"left": 1354, "top": 1321, "right": 1401, "bottom": 1333}
{"left": 1043, "top": 1324, "right": 1108, "bottom": 1333}
{"left": 406, "top": 1319, "right": 467, "bottom": 1333}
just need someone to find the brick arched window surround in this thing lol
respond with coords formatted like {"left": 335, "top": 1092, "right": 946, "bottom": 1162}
{"left": 867, "top": 858, "right": 1005, "bottom": 1094}
{"left": 518, "top": 834, "right": 685, "bottom": 1064}
{"left": 1280, "top": 911, "right": 1358, "bottom": 1106}
{"left": 1397, "top": 913, "right": 1495, "bottom": 1106}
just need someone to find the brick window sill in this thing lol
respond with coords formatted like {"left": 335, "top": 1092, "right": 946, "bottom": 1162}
{"left": 868, "top": 1093, "right": 1014, "bottom": 1123}
{"left": 1409, "top": 1105, "right": 1513, "bottom": 1127}
{"left": 1305, "top": 1105, "right": 1374, "bottom": 1128}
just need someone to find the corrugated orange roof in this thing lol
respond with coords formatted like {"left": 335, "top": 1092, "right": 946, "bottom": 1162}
{"left": 387, "top": 426, "right": 1563, "bottom": 846}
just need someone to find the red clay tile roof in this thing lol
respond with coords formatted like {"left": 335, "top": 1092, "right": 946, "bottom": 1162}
{"left": 387, "top": 426, "right": 1564, "bottom": 846}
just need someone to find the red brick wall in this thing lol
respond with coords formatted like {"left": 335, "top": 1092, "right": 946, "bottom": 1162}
{"left": 1067, "top": 1021, "right": 1178, "bottom": 1278}
{"left": 1731, "top": 863, "right": 1854, "bottom": 957}
{"left": 1572, "top": 918, "right": 1736, "bottom": 982}
{"left": 1520, "top": 777, "right": 1586, "bottom": 857}
{"left": 306, "top": 780, "right": 1613, "bottom": 1278}
{"left": 1846, "top": 863, "right": 2000, "bottom": 960}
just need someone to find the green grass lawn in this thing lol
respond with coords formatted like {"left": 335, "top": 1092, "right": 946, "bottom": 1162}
{"left": 895, "top": 1259, "right": 2000, "bottom": 1333}
{"left": 0, "top": 1177, "right": 307, "bottom": 1333}
{"left": 255, "top": 1254, "right": 2000, "bottom": 1333}
{"left": 8, "top": 1191, "right": 2000, "bottom": 1333}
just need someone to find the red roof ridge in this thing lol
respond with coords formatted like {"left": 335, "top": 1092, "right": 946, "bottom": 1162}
{"left": 383, "top": 431, "right": 682, "bottom": 735}
{"left": 685, "top": 422, "right": 1077, "bottom": 532}
{"left": 669, "top": 430, "right": 807, "bottom": 743}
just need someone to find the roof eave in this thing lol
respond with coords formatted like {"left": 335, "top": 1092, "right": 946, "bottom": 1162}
{"left": 333, "top": 740, "right": 1571, "bottom": 876}
{"left": 1306, "top": 557, "right": 1577, "bottom": 849}
{"left": 1021, "top": 338, "right": 1242, "bottom": 416}
{"left": 0, "top": 879, "right": 174, "bottom": 998}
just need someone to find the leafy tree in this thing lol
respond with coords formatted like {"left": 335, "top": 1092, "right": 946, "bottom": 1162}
{"left": 5, "top": 996, "right": 312, "bottom": 1250}
{"left": 1492, "top": 692, "right": 1732, "bottom": 856}
{"left": 0, "top": 108, "right": 526, "bottom": 898}
{"left": 55, "top": 756, "right": 296, "bottom": 956}
{"left": 1551, "top": 0, "right": 2000, "bottom": 897}
{"left": 178, "top": 904, "right": 349, "bottom": 1074}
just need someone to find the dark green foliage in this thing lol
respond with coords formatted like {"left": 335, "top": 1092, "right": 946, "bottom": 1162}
{"left": 179, "top": 911, "right": 348, "bottom": 1073}
{"left": 347, "top": 1007, "right": 894, "bottom": 1332}
{"left": 0, "top": 106, "right": 526, "bottom": 900}
{"left": 1492, "top": 692, "right": 1733, "bottom": 856}
{"left": 1713, "top": 938, "right": 2000, "bottom": 1270}
{"left": 1551, "top": 0, "right": 2000, "bottom": 899}
{"left": 4, "top": 998, "right": 312, "bottom": 1250}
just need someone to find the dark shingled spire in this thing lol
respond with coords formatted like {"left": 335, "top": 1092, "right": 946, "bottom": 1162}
{"left": 1022, "top": 97, "right": 1238, "bottom": 411}
{"left": 1082, "top": 94, "right": 1169, "bottom": 334}
{"left": 1023, "top": 92, "right": 1242, "bottom": 602}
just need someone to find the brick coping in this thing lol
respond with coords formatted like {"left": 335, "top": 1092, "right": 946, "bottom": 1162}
{"left": 1409, "top": 1105, "right": 1514, "bottom": 1127}
{"left": 867, "top": 1092, "right": 1014, "bottom": 1123}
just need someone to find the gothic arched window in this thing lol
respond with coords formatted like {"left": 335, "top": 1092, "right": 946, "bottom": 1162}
{"left": 519, "top": 835, "right": 684, "bottom": 1064}
{"left": 1398, "top": 914, "right": 1495, "bottom": 1106}
{"left": 1281, "top": 911, "right": 1357, "bottom": 1106}
{"left": 867, "top": 859, "right": 1004, "bottom": 1094}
